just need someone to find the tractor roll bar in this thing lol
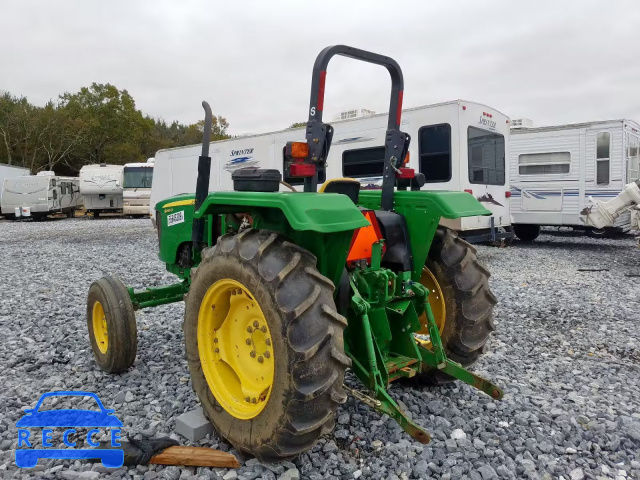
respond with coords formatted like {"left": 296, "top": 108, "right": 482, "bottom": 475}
{"left": 192, "top": 101, "right": 213, "bottom": 254}
{"left": 306, "top": 45, "right": 409, "bottom": 210}
{"left": 307, "top": 45, "right": 405, "bottom": 130}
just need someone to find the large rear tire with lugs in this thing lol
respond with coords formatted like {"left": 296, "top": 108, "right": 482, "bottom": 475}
{"left": 184, "top": 229, "right": 350, "bottom": 462}
{"left": 415, "top": 227, "right": 497, "bottom": 385}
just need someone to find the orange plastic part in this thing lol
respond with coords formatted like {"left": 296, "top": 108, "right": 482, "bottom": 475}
{"left": 347, "top": 210, "right": 384, "bottom": 263}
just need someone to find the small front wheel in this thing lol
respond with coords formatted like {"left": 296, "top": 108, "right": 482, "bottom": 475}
{"left": 87, "top": 276, "right": 137, "bottom": 373}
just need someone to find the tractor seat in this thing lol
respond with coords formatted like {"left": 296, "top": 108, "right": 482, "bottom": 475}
{"left": 319, "top": 178, "right": 360, "bottom": 203}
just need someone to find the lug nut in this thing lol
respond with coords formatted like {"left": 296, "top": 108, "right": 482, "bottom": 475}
{"left": 253, "top": 320, "right": 259, "bottom": 328}
{"left": 250, "top": 351, "right": 256, "bottom": 358}
{"left": 260, "top": 325, "right": 267, "bottom": 333}
{"left": 252, "top": 398, "right": 257, "bottom": 403}
{"left": 214, "top": 337, "right": 218, "bottom": 343}
{"left": 264, "top": 351, "right": 270, "bottom": 359}
{"left": 245, "top": 338, "right": 252, "bottom": 345}
{"left": 258, "top": 356, "right": 264, "bottom": 363}
{"left": 245, "top": 397, "right": 250, "bottom": 402}
{"left": 265, "top": 339, "right": 271, "bottom": 346}
{"left": 246, "top": 326, "right": 253, "bottom": 333}
{"left": 214, "top": 348, "right": 219, "bottom": 353}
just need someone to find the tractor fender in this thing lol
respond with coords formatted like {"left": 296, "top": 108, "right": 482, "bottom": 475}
{"left": 358, "top": 190, "right": 491, "bottom": 220}
{"left": 194, "top": 191, "right": 370, "bottom": 233}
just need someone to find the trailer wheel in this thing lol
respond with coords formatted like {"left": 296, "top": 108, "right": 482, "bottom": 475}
{"left": 586, "top": 227, "right": 611, "bottom": 238}
{"left": 87, "top": 276, "right": 137, "bottom": 373}
{"left": 415, "top": 227, "right": 497, "bottom": 384}
{"left": 513, "top": 224, "right": 540, "bottom": 242}
{"left": 184, "top": 229, "right": 350, "bottom": 462}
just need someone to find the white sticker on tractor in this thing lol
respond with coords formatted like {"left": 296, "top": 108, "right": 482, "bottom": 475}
{"left": 167, "top": 210, "right": 185, "bottom": 227}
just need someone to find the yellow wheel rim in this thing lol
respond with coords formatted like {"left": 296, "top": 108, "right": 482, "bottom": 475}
{"left": 416, "top": 267, "right": 446, "bottom": 349}
{"left": 197, "top": 279, "right": 274, "bottom": 420}
{"left": 92, "top": 301, "right": 109, "bottom": 354}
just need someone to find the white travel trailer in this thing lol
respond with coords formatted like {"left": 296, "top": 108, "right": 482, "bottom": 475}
{"left": 150, "top": 100, "right": 512, "bottom": 242}
{"left": 123, "top": 159, "right": 154, "bottom": 217}
{"left": 509, "top": 119, "right": 640, "bottom": 240}
{"left": 0, "top": 163, "right": 30, "bottom": 205}
{"left": 79, "top": 164, "right": 124, "bottom": 217}
{"left": 1, "top": 171, "right": 81, "bottom": 220}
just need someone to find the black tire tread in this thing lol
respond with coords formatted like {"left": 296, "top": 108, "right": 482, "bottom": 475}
{"left": 184, "top": 229, "right": 349, "bottom": 462}
{"left": 419, "top": 227, "right": 496, "bottom": 385}
{"left": 87, "top": 276, "right": 137, "bottom": 374}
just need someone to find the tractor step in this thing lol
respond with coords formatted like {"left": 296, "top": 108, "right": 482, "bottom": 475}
{"left": 386, "top": 355, "right": 419, "bottom": 382}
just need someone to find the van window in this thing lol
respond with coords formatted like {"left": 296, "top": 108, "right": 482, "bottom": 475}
{"left": 419, "top": 124, "right": 451, "bottom": 182}
{"left": 467, "top": 127, "right": 505, "bottom": 185}
{"left": 282, "top": 147, "right": 326, "bottom": 186}
{"left": 342, "top": 146, "right": 385, "bottom": 178}
{"left": 596, "top": 132, "right": 610, "bottom": 184}
{"left": 518, "top": 152, "right": 571, "bottom": 175}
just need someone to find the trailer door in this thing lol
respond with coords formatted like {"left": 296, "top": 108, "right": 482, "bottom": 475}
{"left": 627, "top": 132, "right": 640, "bottom": 182}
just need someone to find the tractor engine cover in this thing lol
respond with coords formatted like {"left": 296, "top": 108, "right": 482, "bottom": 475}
{"left": 232, "top": 167, "right": 281, "bottom": 192}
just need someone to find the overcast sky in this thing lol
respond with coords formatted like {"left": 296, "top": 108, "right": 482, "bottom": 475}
{"left": 1, "top": 0, "right": 639, "bottom": 134}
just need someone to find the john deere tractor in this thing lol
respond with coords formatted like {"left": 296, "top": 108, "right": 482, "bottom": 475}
{"left": 87, "top": 45, "right": 502, "bottom": 462}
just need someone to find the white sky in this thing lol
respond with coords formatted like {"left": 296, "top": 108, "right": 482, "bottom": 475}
{"left": 1, "top": 0, "right": 639, "bottom": 135}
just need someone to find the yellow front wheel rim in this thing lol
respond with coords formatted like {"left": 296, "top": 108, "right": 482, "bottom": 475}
{"left": 197, "top": 279, "right": 274, "bottom": 420}
{"left": 416, "top": 267, "right": 446, "bottom": 349}
{"left": 92, "top": 301, "right": 109, "bottom": 354}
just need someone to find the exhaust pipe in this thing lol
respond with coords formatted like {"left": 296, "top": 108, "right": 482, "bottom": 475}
{"left": 191, "top": 101, "right": 213, "bottom": 255}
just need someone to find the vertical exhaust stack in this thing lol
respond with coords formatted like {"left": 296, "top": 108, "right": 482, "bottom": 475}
{"left": 191, "top": 101, "right": 213, "bottom": 255}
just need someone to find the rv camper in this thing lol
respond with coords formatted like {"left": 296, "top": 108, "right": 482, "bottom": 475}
{"left": 0, "top": 164, "right": 30, "bottom": 208}
{"left": 123, "top": 159, "right": 154, "bottom": 217}
{"left": 1, "top": 171, "right": 80, "bottom": 220}
{"left": 79, "top": 164, "right": 124, "bottom": 217}
{"left": 150, "top": 100, "right": 512, "bottom": 242}
{"left": 509, "top": 119, "right": 640, "bottom": 240}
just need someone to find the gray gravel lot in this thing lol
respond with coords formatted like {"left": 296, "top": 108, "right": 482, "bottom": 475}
{"left": 0, "top": 218, "right": 639, "bottom": 480}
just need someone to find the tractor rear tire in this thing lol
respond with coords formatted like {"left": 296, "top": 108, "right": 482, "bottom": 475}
{"left": 417, "top": 227, "right": 497, "bottom": 385}
{"left": 513, "top": 224, "right": 541, "bottom": 242}
{"left": 87, "top": 276, "right": 137, "bottom": 373}
{"left": 184, "top": 229, "right": 350, "bottom": 462}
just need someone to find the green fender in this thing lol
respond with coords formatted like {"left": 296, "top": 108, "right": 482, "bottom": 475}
{"left": 194, "top": 191, "right": 370, "bottom": 233}
{"left": 358, "top": 190, "right": 491, "bottom": 219}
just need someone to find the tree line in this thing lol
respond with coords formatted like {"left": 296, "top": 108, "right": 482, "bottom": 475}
{"left": 0, "top": 83, "right": 230, "bottom": 175}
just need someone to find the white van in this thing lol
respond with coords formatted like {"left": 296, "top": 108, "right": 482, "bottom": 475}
{"left": 123, "top": 159, "right": 154, "bottom": 217}
{"left": 79, "top": 164, "right": 124, "bottom": 217}
{"left": 1, "top": 172, "right": 81, "bottom": 220}
{"left": 509, "top": 119, "right": 640, "bottom": 240}
{"left": 150, "top": 100, "right": 512, "bottom": 242}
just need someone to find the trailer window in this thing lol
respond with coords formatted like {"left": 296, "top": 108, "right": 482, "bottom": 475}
{"left": 467, "top": 127, "right": 505, "bottom": 185}
{"left": 342, "top": 146, "right": 385, "bottom": 179}
{"left": 596, "top": 132, "right": 610, "bottom": 184}
{"left": 518, "top": 152, "right": 570, "bottom": 175}
{"left": 282, "top": 147, "right": 326, "bottom": 186}
{"left": 419, "top": 124, "right": 451, "bottom": 182}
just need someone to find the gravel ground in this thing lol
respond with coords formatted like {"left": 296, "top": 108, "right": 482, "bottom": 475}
{"left": 0, "top": 218, "right": 639, "bottom": 480}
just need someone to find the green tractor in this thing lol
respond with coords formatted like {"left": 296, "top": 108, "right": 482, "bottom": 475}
{"left": 87, "top": 45, "right": 502, "bottom": 462}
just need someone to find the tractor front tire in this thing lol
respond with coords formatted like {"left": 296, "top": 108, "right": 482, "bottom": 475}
{"left": 184, "top": 229, "right": 350, "bottom": 462}
{"left": 417, "top": 227, "right": 497, "bottom": 384}
{"left": 87, "top": 276, "right": 137, "bottom": 373}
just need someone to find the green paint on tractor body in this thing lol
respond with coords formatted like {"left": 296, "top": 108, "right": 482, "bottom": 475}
{"left": 128, "top": 186, "right": 502, "bottom": 444}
